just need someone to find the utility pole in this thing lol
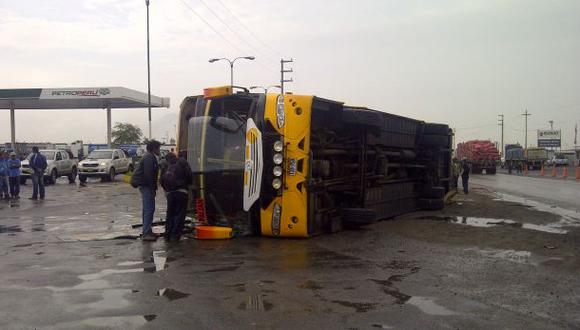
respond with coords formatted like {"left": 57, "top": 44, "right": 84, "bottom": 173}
{"left": 280, "top": 58, "right": 293, "bottom": 95}
{"left": 145, "top": 0, "right": 152, "bottom": 140}
{"left": 498, "top": 114, "right": 504, "bottom": 155}
{"left": 522, "top": 109, "right": 531, "bottom": 157}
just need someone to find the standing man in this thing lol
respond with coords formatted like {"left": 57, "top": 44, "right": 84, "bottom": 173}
{"left": 29, "top": 146, "right": 47, "bottom": 200}
{"left": 0, "top": 152, "right": 9, "bottom": 200}
{"left": 8, "top": 152, "right": 21, "bottom": 199}
{"left": 461, "top": 157, "right": 471, "bottom": 194}
{"left": 160, "top": 153, "right": 192, "bottom": 242}
{"left": 131, "top": 140, "right": 161, "bottom": 241}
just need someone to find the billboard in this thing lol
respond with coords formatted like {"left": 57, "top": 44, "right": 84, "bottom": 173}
{"left": 537, "top": 130, "right": 561, "bottom": 148}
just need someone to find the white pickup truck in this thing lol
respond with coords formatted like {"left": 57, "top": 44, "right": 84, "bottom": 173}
{"left": 78, "top": 149, "right": 134, "bottom": 183}
{"left": 21, "top": 149, "right": 78, "bottom": 184}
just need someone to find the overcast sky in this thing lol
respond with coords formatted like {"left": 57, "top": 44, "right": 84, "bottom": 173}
{"left": 1, "top": 0, "right": 579, "bottom": 148}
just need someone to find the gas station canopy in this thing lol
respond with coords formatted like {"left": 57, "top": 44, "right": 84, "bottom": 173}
{"left": 0, "top": 87, "right": 170, "bottom": 147}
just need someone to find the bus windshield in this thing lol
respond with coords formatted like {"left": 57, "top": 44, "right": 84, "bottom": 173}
{"left": 188, "top": 116, "right": 245, "bottom": 173}
{"left": 188, "top": 96, "right": 253, "bottom": 173}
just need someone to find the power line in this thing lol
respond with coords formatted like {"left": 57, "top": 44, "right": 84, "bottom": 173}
{"left": 195, "top": 0, "right": 279, "bottom": 65}
{"left": 178, "top": 0, "right": 246, "bottom": 54}
{"left": 177, "top": 0, "right": 275, "bottom": 74}
{"left": 214, "top": 0, "right": 284, "bottom": 58}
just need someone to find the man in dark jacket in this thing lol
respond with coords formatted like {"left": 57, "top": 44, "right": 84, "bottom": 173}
{"left": 132, "top": 140, "right": 161, "bottom": 241}
{"left": 160, "top": 153, "right": 193, "bottom": 242}
{"left": 461, "top": 157, "right": 471, "bottom": 194}
{"left": 29, "top": 147, "right": 47, "bottom": 200}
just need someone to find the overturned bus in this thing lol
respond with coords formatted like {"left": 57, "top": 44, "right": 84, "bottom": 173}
{"left": 177, "top": 86, "right": 453, "bottom": 238}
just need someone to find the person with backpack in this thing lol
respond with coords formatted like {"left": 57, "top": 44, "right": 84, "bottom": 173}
{"left": 29, "top": 146, "right": 48, "bottom": 200}
{"left": 131, "top": 140, "right": 161, "bottom": 241}
{"left": 160, "top": 153, "right": 193, "bottom": 242}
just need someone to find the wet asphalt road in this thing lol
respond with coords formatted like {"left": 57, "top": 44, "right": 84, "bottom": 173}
{"left": 471, "top": 171, "right": 580, "bottom": 210}
{"left": 0, "top": 176, "right": 579, "bottom": 329}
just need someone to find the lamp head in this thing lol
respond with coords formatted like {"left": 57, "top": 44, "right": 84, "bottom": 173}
{"left": 208, "top": 58, "right": 220, "bottom": 63}
{"left": 245, "top": 56, "right": 256, "bottom": 60}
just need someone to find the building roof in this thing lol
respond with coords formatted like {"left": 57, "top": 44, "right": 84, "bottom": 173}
{"left": 0, "top": 87, "right": 169, "bottom": 109}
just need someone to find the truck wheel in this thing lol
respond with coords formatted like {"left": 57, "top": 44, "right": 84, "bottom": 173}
{"left": 108, "top": 168, "right": 116, "bottom": 182}
{"left": 48, "top": 169, "right": 57, "bottom": 185}
{"left": 68, "top": 167, "right": 77, "bottom": 183}
{"left": 79, "top": 175, "right": 87, "bottom": 184}
{"left": 20, "top": 177, "right": 27, "bottom": 185}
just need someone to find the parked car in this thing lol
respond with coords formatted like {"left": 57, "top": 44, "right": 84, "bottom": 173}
{"left": 21, "top": 149, "right": 78, "bottom": 184}
{"left": 549, "top": 155, "right": 569, "bottom": 167}
{"left": 78, "top": 149, "right": 134, "bottom": 183}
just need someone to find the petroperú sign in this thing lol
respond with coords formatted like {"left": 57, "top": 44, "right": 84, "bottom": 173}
{"left": 537, "top": 129, "right": 561, "bottom": 148}
{"left": 41, "top": 88, "right": 111, "bottom": 99}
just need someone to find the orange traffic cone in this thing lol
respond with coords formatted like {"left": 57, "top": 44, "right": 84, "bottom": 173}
{"left": 540, "top": 164, "right": 545, "bottom": 176}
{"left": 524, "top": 164, "right": 528, "bottom": 176}
{"left": 576, "top": 167, "right": 580, "bottom": 180}
{"left": 562, "top": 166, "right": 568, "bottom": 179}
{"left": 551, "top": 166, "right": 557, "bottom": 177}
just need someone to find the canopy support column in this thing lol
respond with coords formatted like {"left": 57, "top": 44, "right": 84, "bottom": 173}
{"left": 10, "top": 106, "right": 15, "bottom": 148}
{"left": 106, "top": 106, "right": 112, "bottom": 148}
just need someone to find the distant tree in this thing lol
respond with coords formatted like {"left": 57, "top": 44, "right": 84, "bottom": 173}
{"left": 111, "top": 122, "right": 143, "bottom": 144}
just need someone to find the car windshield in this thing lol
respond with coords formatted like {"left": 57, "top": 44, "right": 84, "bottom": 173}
{"left": 87, "top": 151, "right": 113, "bottom": 159}
{"left": 40, "top": 151, "right": 55, "bottom": 160}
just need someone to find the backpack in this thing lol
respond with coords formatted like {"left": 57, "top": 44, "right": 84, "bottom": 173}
{"left": 162, "top": 163, "right": 185, "bottom": 192}
{"left": 130, "top": 160, "right": 145, "bottom": 188}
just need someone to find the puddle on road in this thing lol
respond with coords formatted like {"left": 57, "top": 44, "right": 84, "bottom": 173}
{"left": 491, "top": 192, "right": 580, "bottom": 227}
{"left": 117, "top": 261, "right": 143, "bottom": 267}
{"left": 407, "top": 296, "right": 457, "bottom": 316}
{"left": 157, "top": 288, "right": 190, "bottom": 301}
{"left": 467, "top": 248, "right": 534, "bottom": 265}
{"left": 52, "top": 315, "right": 156, "bottom": 328}
{"left": 419, "top": 216, "right": 568, "bottom": 234}
{"left": 331, "top": 300, "right": 377, "bottom": 313}
{"left": 152, "top": 251, "right": 167, "bottom": 271}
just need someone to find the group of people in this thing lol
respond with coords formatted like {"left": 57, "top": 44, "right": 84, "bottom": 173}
{"left": 0, "top": 147, "right": 49, "bottom": 201}
{"left": 131, "top": 140, "right": 193, "bottom": 242}
{"left": 0, "top": 151, "right": 22, "bottom": 200}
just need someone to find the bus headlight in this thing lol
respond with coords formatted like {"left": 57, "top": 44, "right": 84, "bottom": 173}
{"left": 273, "top": 166, "right": 283, "bottom": 176}
{"left": 273, "top": 153, "right": 283, "bottom": 165}
{"left": 272, "top": 178, "right": 282, "bottom": 189}
{"left": 273, "top": 140, "right": 284, "bottom": 152}
{"left": 272, "top": 203, "right": 281, "bottom": 236}
{"left": 276, "top": 95, "right": 285, "bottom": 128}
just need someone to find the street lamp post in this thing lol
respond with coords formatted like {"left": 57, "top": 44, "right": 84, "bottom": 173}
{"left": 145, "top": 0, "right": 152, "bottom": 140}
{"left": 209, "top": 56, "right": 255, "bottom": 87}
{"left": 249, "top": 85, "right": 282, "bottom": 93}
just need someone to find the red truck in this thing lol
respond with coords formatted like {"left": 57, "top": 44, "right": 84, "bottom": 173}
{"left": 456, "top": 140, "right": 500, "bottom": 175}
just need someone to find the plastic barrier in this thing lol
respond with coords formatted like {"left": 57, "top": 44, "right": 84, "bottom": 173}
{"left": 551, "top": 166, "right": 557, "bottom": 177}
{"left": 576, "top": 167, "right": 580, "bottom": 180}
{"left": 540, "top": 164, "right": 545, "bottom": 176}
{"left": 562, "top": 166, "right": 568, "bottom": 179}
